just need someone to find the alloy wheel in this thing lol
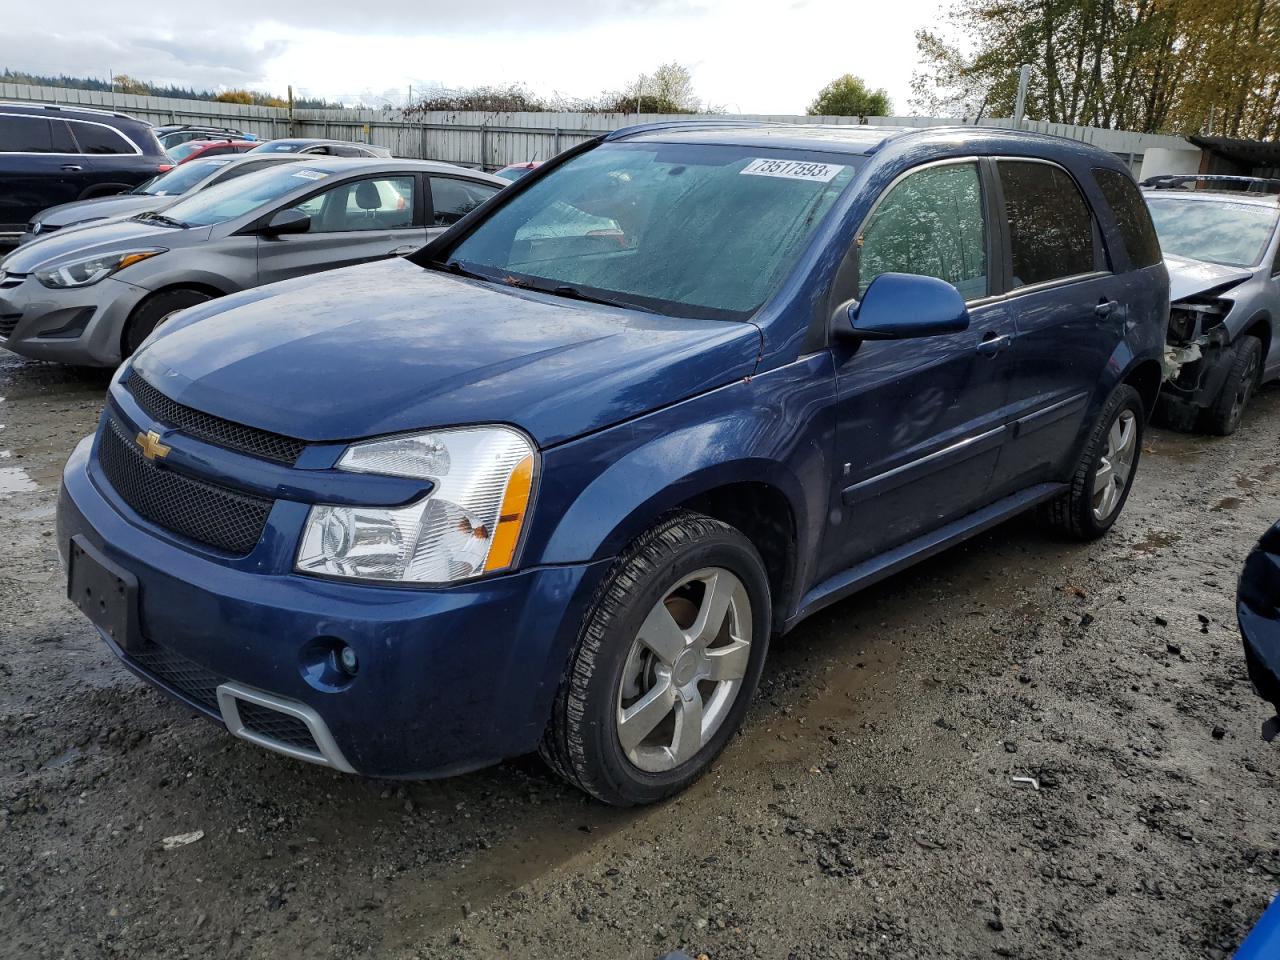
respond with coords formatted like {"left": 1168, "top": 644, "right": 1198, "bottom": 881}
{"left": 1092, "top": 409, "right": 1137, "bottom": 522}
{"left": 616, "top": 567, "right": 753, "bottom": 773}
{"left": 1229, "top": 350, "right": 1260, "bottom": 431}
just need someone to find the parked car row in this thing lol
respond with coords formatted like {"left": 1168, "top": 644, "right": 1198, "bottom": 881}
{"left": 2, "top": 111, "right": 1276, "bottom": 807}
{"left": 0, "top": 101, "right": 397, "bottom": 246}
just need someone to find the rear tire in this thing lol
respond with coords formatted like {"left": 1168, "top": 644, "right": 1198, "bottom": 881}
{"left": 540, "top": 511, "right": 771, "bottom": 806}
{"left": 1204, "top": 334, "right": 1262, "bottom": 436}
{"left": 1040, "top": 384, "right": 1144, "bottom": 541}
{"left": 121, "top": 288, "right": 213, "bottom": 358}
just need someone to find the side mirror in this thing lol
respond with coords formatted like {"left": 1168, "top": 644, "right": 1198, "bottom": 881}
{"left": 833, "top": 273, "right": 970, "bottom": 341}
{"left": 262, "top": 208, "right": 311, "bottom": 236}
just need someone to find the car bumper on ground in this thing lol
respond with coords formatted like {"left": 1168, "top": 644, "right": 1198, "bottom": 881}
{"left": 57, "top": 436, "right": 611, "bottom": 778}
{"left": 0, "top": 273, "right": 147, "bottom": 366}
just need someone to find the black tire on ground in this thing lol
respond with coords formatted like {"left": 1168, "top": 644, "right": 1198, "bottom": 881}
{"left": 539, "top": 511, "right": 771, "bottom": 806}
{"left": 122, "top": 288, "right": 213, "bottom": 358}
{"left": 1204, "top": 334, "right": 1263, "bottom": 436}
{"left": 1040, "top": 383, "right": 1145, "bottom": 541}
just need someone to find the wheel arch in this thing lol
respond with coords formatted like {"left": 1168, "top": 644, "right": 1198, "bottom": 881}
{"left": 1121, "top": 357, "right": 1164, "bottom": 422}
{"left": 121, "top": 282, "right": 227, "bottom": 355}
{"left": 1240, "top": 312, "right": 1273, "bottom": 376}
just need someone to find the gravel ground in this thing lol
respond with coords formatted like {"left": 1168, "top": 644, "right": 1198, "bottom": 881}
{"left": 1, "top": 349, "right": 1278, "bottom": 960}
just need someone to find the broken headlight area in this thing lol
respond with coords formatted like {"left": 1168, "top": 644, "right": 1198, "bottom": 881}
{"left": 1162, "top": 297, "right": 1231, "bottom": 388}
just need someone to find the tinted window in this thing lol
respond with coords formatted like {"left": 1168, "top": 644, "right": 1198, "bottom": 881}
{"left": 999, "top": 161, "right": 1095, "bottom": 287}
{"left": 294, "top": 176, "right": 416, "bottom": 233}
{"left": 69, "top": 121, "right": 134, "bottom": 155}
{"left": 431, "top": 178, "right": 500, "bottom": 226}
{"left": 0, "top": 115, "right": 55, "bottom": 152}
{"left": 1094, "top": 168, "right": 1161, "bottom": 268}
{"left": 449, "top": 143, "right": 858, "bottom": 320}
{"left": 858, "top": 162, "right": 987, "bottom": 300}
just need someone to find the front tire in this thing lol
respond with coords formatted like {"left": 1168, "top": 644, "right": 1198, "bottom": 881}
{"left": 121, "top": 288, "right": 213, "bottom": 358}
{"left": 1040, "top": 383, "right": 1144, "bottom": 540}
{"left": 1205, "top": 334, "right": 1262, "bottom": 436}
{"left": 540, "top": 511, "right": 771, "bottom": 806}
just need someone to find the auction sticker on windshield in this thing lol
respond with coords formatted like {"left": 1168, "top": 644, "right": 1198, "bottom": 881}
{"left": 740, "top": 159, "right": 844, "bottom": 182}
{"left": 292, "top": 169, "right": 328, "bottom": 180}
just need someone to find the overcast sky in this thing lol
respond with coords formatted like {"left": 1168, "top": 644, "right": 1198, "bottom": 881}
{"left": 6, "top": 0, "right": 945, "bottom": 114}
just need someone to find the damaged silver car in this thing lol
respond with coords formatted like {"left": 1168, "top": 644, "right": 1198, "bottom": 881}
{"left": 1145, "top": 177, "right": 1280, "bottom": 434}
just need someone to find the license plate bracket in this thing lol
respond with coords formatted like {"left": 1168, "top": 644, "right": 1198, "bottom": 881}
{"left": 66, "top": 535, "right": 144, "bottom": 654}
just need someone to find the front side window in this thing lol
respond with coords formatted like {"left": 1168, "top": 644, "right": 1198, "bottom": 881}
{"left": 161, "top": 164, "right": 338, "bottom": 227}
{"left": 857, "top": 162, "right": 988, "bottom": 300}
{"left": 1146, "top": 197, "right": 1278, "bottom": 268}
{"left": 294, "top": 176, "right": 416, "bottom": 233}
{"left": 999, "top": 161, "right": 1096, "bottom": 287}
{"left": 446, "top": 142, "right": 858, "bottom": 320}
{"left": 68, "top": 121, "right": 134, "bottom": 155}
{"left": 1093, "top": 168, "right": 1161, "bottom": 268}
{"left": 431, "top": 177, "right": 499, "bottom": 226}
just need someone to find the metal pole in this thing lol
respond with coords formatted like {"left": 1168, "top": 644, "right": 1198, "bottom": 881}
{"left": 1013, "top": 64, "right": 1031, "bottom": 127}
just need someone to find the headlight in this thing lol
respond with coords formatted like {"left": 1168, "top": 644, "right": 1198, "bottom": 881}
{"left": 34, "top": 249, "right": 165, "bottom": 288}
{"left": 296, "top": 426, "right": 536, "bottom": 584}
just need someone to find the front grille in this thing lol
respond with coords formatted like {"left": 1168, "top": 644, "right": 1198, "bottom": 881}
{"left": 0, "top": 272, "right": 24, "bottom": 290}
{"left": 235, "top": 700, "right": 318, "bottom": 751}
{"left": 99, "top": 416, "right": 272, "bottom": 555}
{"left": 0, "top": 314, "right": 19, "bottom": 338}
{"left": 129, "top": 643, "right": 225, "bottom": 714}
{"left": 126, "top": 374, "right": 306, "bottom": 465}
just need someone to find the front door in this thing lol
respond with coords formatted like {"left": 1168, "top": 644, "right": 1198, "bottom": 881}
{"left": 255, "top": 174, "right": 426, "bottom": 285}
{"left": 823, "top": 159, "right": 1018, "bottom": 578}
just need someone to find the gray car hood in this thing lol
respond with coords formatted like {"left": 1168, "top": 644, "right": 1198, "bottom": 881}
{"left": 1, "top": 218, "right": 204, "bottom": 272}
{"left": 1165, "top": 253, "right": 1256, "bottom": 303}
{"left": 35, "top": 195, "right": 166, "bottom": 230}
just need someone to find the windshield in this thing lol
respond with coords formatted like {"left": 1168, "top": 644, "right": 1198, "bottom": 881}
{"left": 250, "top": 141, "right": 303, "bottom": 153}
{"left": 446, "top": 142, "right": 858, "bottom": 320}
{"left": 133, "top": 159, "right": 228, "bottom": 197}
{"left": 160, "top": 164, "right": 334, "bottom": 227}
{"left": 167, "top": 141, "right": 220, "bottom": 163}
{"left": 1146, "top": 197, "right": 1279, "bottom": 267}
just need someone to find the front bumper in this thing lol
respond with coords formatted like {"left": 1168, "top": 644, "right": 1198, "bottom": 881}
{"left": 58, "top": 436, "right": 610, "bottom": 778}
{"left": 0, "top": 273, "right": 147, "bottom": 366}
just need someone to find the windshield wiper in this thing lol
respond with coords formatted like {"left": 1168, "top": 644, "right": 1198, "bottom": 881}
{"left": 134, "top": 211, "right": 189, "bottom": 229}
{"left": 545, "top": 284, "right": 655, "bottom": 314}
{"left": 429, "top": 259, "right": 496, "bottom": 284}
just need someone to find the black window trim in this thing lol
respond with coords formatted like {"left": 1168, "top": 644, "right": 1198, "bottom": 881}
{"left": 0, "top": 112, "right": 145, "bottom": 157}
{"left": 851, "top": 155, "right": 998, "bottom": 308}
{"left": 990, "top": 156, "right": 1111, "bottom": 299}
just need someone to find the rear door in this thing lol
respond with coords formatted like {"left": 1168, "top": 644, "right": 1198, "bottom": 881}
{"left": 64, "top": 119, "right": 144, "bottom": 196}
{"left": 255, "top": 173, "right": 426, "bottom": 285}
{"left": 991, "top": 159, "right": 1127, "bottom": 494}
{"left": 0, "top": 114, "right": 81, "bottom": 232}
{"left": 427, "top": 176, "right": 502, "bottom": 239}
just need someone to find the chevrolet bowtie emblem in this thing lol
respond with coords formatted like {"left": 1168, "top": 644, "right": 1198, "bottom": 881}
{"left": 135, "top": 429, "right": 171, "bottom": 461}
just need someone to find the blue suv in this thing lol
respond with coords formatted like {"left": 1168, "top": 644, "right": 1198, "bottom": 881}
{"left": 57, "top": 123, "right": 1168, "bottom": 805}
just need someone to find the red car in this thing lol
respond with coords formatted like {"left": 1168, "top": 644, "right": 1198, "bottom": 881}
{"left": 167, "top": 139, "right": 259, "bottom": 165}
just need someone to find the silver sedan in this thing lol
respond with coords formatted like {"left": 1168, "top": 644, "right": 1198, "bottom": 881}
{"left": 18, "top": 153, "right": 315, "bottom": 246}
{"left": 0, "top": 159, "right": 504, "bottom": 366}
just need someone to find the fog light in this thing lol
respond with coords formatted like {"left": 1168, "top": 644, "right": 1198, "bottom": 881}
{"left": 338, "top": 645, "right": 359, "bottom": 676}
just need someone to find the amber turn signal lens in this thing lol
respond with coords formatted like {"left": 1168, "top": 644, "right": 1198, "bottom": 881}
{"left": 484, "top": 454, "right": 534, "bottom": 572}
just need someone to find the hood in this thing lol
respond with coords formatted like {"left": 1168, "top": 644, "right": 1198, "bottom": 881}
{"left": 2, "top": 217, "right": 197, "bottom": 273}
{"left": 131, "top": 258, "right": 762, "bottom": 447}
{"left": 36, "top": 195, "right": 164, "bottom": 230}
{"left": 1165, "top": 253, "right": 1255, "bottom": 303}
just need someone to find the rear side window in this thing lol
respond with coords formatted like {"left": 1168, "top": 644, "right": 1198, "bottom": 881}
{"left": 1093, "top": 168, "right": 1161, "bottom": 268}
{"left": 857, "top": 162, "right": 988, "bottom": 300}
{"left": 68, "top": 121, "right": 135, "bottom": 155}
{"left": 0, "top": 115, "right": 55, "bottom": 152}
{"left": 998, "top": 161, "right": 1095, "bottom": 287}
{"left": 430, "top": 177, "right": 500, "bottom": 226}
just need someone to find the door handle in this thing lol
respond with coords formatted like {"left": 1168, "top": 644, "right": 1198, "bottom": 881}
{"left": 1095, "top": 299, "right": 1120, "bottom": 318}
{"left": 976, "top": 332, "right": 1010, "bottom": 357}
{"left": 389, "top": 245, "right": 416, "bottom": 256}
{"left": 60, "top": 164, "right": 83, "bottom": 172}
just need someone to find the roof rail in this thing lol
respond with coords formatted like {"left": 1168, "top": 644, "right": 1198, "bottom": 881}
{"left": 604, "top": 119, "right": 793, "bottom": 142}
{"left": 1141, "top": 174, "right": 1280, "bottom": 194}
{"left": 0, "top": 100, "right": 135, "bottom": 121}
